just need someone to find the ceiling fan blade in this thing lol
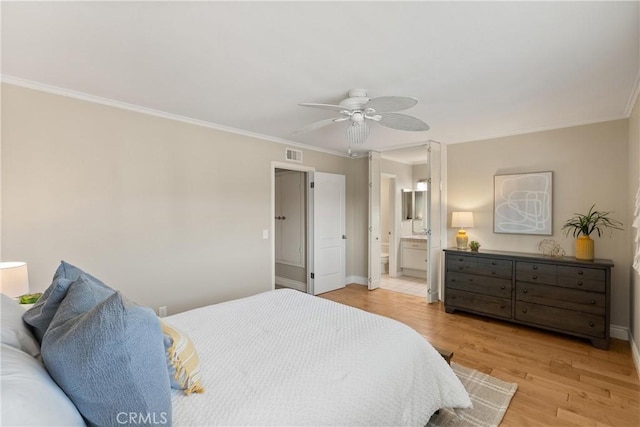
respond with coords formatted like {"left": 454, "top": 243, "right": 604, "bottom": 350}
{"left": 365, "top": 96, "right": 418, "bottom": 113}
{"left": 377, "top": 112, "right": 430, "bottom": 131}
{"left": 290, "top": 117, "right": 341, "bottom": 137}
{"left": 345, "top": 121, "right": 370, "bottom": 145}
{"left": 299, "top": 103, "right": 348, "bottom": 113}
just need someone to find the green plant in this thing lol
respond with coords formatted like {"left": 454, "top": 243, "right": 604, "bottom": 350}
{"left": 469, "top": 241, "right": 481, "bottom": 251}
{"left": 18, "top": 292, "right": 42, "bottom": 304}
{"left": 561, "top": 204, "right": 623, "bottom": 238}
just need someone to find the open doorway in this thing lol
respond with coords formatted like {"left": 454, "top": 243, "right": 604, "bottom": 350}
{"left": 274, "top": 168, "right": 308, "bottom": 292}
{"left": 369, "top": 142, "right": 443, "bottom": 301}
{"left": 271, "top": 162, "right": 347, "bottom": 296}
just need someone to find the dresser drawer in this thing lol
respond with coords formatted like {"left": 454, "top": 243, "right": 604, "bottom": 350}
{"left": 447, "top": 272, "right": 512, "bottom": 298}
{"left": 515, "top": 301, "right": 605, "bottom": 338}
{"left": 446, "top": 289, "right": 511, "bottom": 319}
{"left": 476, "top": 258, "right": 513, "bottom": 279}
{"left": 556, "top": 266, "right": 606, "bottom": 292}
{"left": 516, "top": 261, "right": 556, "bottom": 285}
{"left": 515, "top": 282, "right": 605, "bottom": 315}
{"left": 447, "top": 255, "right": 477, "bottom": 273}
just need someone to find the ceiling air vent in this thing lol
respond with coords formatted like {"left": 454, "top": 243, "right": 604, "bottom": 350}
{"left": 285, "top": 148, "right": 303, "bottom": 162}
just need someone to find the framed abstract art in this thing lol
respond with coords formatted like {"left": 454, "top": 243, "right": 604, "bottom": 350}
{"left": 494, "top": 171, "right": 552, "bottom": 235}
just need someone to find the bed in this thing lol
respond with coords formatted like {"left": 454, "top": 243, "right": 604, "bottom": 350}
{"left": 2, "top": 261, "right": 471, "bottom": 427}
{"left": 168, "top": 288, "right": 471, "bottom": 426}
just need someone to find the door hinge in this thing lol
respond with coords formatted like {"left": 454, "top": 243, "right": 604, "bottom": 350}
{"left": 310, "top": 272, "right": 315, "bottom": 279}
{"left": 310, "top": 182, "right": 315, "bottom": 189}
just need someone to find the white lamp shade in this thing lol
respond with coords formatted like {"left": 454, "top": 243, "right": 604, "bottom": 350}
{"left": 451, "top": 212, "right": 474, "bottom": 228}
{"left": 0, "top": 262, "right": 30, "bottom": 298}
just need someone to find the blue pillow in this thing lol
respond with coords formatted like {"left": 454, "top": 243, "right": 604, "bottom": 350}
{"left": 52, "top": 260, "right": 109, "bottom": 286}
{"left": 42, "top": 279, "right": 171, "bottom": 427}
{"left": 22, "top": 277, "right": 74, "bottom": 342}
{"left": 23, "top": 261, "right": 110, "bottom": 342}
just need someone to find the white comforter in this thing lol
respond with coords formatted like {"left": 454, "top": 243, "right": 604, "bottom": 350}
{"left": 167, "top": 289, "right": 471, "bottom": 426}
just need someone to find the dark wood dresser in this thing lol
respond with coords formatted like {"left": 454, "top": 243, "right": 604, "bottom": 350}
{"left": 443, "top": 248, "right": 614, "bottom": 349}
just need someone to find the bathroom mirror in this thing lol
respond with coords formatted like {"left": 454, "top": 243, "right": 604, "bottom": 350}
{"left": 412, "top": 190, "right": 427, "bottom": 234}
{"left": 414, "top": 190, "right": 425, "bottom": 220}
{"left": 402, "top": 190, "right": 413, "bottom": 220}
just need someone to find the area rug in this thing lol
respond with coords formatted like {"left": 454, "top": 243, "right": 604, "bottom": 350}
{"left": 428, "top": 362, "right": 518, "bottom": 427}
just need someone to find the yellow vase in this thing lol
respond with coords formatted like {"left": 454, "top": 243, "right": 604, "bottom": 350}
{"left": 575, "top": 235, "right": 594, "bottom": 260}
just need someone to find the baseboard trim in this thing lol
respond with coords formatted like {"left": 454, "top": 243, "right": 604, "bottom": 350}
{"left": 346, "top": 276, "right": 367, "bottom": 286}
{"left": 630, "top": 331, "right": 640, "bottom": 380}
{"left": 275, "top": 276, "right": 306, "bottom": 292}
{"left": 610, "top": 324, "right": 629, "bottom": 341}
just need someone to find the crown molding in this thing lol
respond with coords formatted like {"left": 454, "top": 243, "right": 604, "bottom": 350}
{"left": 448, "top": 114, "right": 631, "bottom": 146}
{"left": 0, "top": 75, "right": 351, "bottom": 158}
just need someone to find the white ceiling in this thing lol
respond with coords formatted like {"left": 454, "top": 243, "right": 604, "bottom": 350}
{"left": 2, "top": 1, "right": 639, "bottom": 163}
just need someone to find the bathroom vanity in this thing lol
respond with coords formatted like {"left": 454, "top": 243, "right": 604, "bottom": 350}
{"left": 400, "top": 237, "right": 427, "bottom": 277}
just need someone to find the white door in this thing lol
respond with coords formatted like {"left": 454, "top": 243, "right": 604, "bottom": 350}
{"left": 312, "top": 172, "right": 346, "bottom": 295}
{"left": 426, "top": 142, "right": 442, "bottom": 303}
{"left": 368, "top": 152, "right": 381, "bottom": 290}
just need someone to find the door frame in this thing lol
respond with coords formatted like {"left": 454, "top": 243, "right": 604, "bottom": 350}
{"left": 271, "top": 161, "right": 315, "bottom": 294}
{"left": 381, "top": 173, "right": 397, "bottom": 277}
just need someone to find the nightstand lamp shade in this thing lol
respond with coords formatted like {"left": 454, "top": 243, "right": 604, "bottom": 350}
{"left": 451, "top": 212, "right": 474, "bottom": 250}
{"left": 0, "top": 262, "right": 29, "bottom": 298}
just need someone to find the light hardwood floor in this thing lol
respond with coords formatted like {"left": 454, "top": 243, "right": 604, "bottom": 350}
{"left": 320, "top": 285, "right": 640, "bottom": 427}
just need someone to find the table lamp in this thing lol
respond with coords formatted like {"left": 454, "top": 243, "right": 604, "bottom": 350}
{"left": 0, "top": 262, "right": 30, "bottom": 298}
{"left": 451, "top": 212, "right": 474, "bottom": 250}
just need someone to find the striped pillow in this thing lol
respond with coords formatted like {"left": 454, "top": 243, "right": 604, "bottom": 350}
{"left": 161, "top": 321, "right": 204, "bottom": 395}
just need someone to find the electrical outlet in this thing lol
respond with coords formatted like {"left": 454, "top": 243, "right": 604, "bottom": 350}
{"left": 158, "top": 306, "right": 167, "bottom": 318}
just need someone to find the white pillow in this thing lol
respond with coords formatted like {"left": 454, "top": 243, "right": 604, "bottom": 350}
{"left": 1, "top": 294, "right": 40, "bottom": 358}
{"left": 1, "top": 343, "right": 85, "bottom": 426}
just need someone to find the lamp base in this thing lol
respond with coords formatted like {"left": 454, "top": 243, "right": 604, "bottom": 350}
{"left": 456, "top": 230, "right": 468, "bottom": 250}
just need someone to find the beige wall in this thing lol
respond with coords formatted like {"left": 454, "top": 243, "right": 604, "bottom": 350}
{"left": 629, "top": 95, "right": 640, "bottom": 361}
{"left": 447, "top": 120, "right": 631, "bottom": 329}
{"left": 1, "top": 84, "right": 368, "bottom": 314}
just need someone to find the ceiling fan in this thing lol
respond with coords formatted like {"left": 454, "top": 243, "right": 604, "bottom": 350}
{"left": 291, "top": 89, "right": 430, "bottom": 147}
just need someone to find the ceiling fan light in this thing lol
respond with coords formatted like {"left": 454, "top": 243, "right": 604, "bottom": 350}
{"left": 346, "top": 121, "right": 370, "bottom": 144}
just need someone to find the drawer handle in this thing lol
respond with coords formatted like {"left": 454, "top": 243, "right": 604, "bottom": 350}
{"left": 500, "top": 303, "right": 505, "bottom": 309}
{"left": 590, "top": 300, "right": 596, "bottom": 305}
{"left": 458, "top": 258, "right": 464, "bottom": 261}
{"left": 458, "top": 266, "right": 464, "bottom": 270}
{"left": 533, "top": 265, "right": 538, "bottom": 270}
{"left": 492, "top": 270, "right": 497, "bottom": 275}
{"left": 500, "top": 285, "right": 505, "bottom": 290}
{"left": 491, "top": 261, "right": 497, "bottom": 266}
{"left": 578, "top": 271, "right": 584, "bottom": 275}
{"left": 468, "top": 278, "right": 473, "bottom": 282}
{"left": 523, "top": 289, "right": 528, "bottom": 294}
{"left": 589, "top": 321, "right": 595, "bottom": 327}
{"left": 522, "top": 308, "right": 528, "bottom": 314}
{"left": 451, "top": 295, "right": 456, "bottom": 300}
{"left": 577, "top": 281, "right": 583, "bottom": 286}
{"left": 532, "top": 275, "right": 538, "bottom": 280}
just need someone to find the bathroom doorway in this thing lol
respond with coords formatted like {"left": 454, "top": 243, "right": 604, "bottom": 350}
{"left": 371, "top": 142, "right": 443, "bottom": 301}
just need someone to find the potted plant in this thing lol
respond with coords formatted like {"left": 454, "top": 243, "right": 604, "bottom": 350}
{"left": 561, "top": 204, "right": 623, "bottom": 260}
{"left": 469, "top": 241, "right": 481, "bottom": 252}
